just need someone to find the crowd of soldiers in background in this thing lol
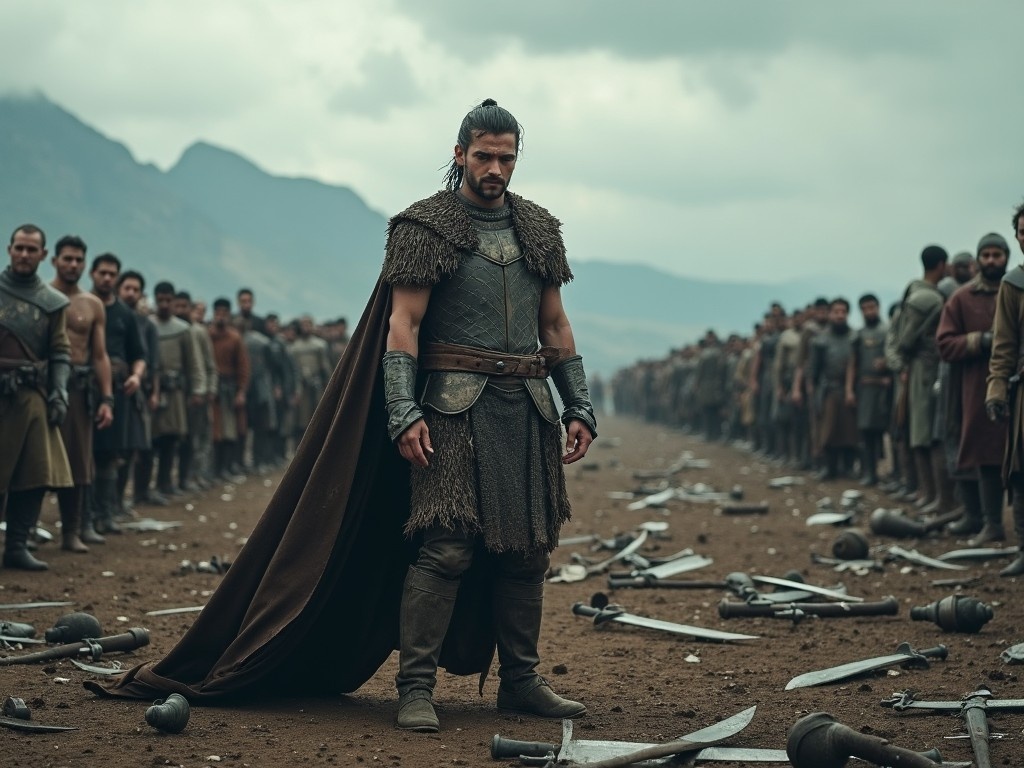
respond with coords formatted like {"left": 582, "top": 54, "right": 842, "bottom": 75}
{"left": 611, "top": 204, "right": 1024, "bottom": 575}
{"left": 35, "top": 235, "right": 349, "bottom": 561}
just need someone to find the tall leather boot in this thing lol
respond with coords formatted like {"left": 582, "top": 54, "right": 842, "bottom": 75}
{"left": 923, "top": 444, "right": 955, "bottom": 515}
{"left": 394, "top": 566, "right": 460, "bottom": 732}
{"left": 56, "top": 486, "right": 89, "bottom": 552}
{"left": 93, "top": 472, "right": 123, "bottom": 534}
{"left": 947, "top": 480, "right": 983, "bottom": 537}
{"left": 493, "top": 578, "right": 586, "bottom": 719}
{"left": 860, "top": 433, "right": 878, "bottom": 487}
{"left": 1000, "top": 482, "right": 1024, "bottom": 577}
{"left": 79, "top": 484, "right": 105, "bottom": 544}
{"left": 3, "top": 489, "right": 49, "bottom": 570}
{"left": 912, "top": 448, "right": 935, "bottom": 508}
{"left": 972, "top": 465, "right": 1007, "bottom": 546}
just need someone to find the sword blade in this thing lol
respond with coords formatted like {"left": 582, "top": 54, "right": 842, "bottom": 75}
{"left": 0, "top": 601, "right": 74, "bottom": 610}
{"left": 0, "top": 635, "right": 45, "bottom": 645}
{"left": 628, "top": 489, "right": 677, "bottom": 510}
{"left": 692, "top": 746, "right": 790, "bottom": 762}
{"left": 145, "top": 605, "right": 205, "bottom": 616}
{"left": 639, "top": 555, "right": 714, "bottom": 580}
{"left": 786, "top": 642, "right": 943, "bottom": 690}
{"left": 559, "top": 706, "right": 758, "bottom": 765}
{"left": 805, "top": 511, "right": 854, "bottom": 526}
{"left": 608, "top": 612, "right": 759, "bottom": 642}
{"left": 887, "top": 545, "right": 968, "bottom": 570}
{"left": 937, "top": 546, "right": 1019, "bottom": 561}
{"left": 751, "top": 575, "right": 864, "bottom": 602}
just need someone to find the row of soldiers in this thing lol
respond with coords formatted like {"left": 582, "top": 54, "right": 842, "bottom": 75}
{"left": 613, "top": 201, "right": 1024, "bottom": 576}
{"left": 0, "top": 224, "right": 345, "bottom": 570}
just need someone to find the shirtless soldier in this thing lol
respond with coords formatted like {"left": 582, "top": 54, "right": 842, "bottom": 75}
{"left": 50, "top": 235, "right": 114, "bottom": 550}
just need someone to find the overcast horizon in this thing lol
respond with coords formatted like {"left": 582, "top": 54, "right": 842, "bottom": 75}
{"left": 2, "top": 1, "right": 1020, "bottom": 288}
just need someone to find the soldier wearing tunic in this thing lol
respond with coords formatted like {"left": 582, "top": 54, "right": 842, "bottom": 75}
{"left": 50, "top": 235, "right": 114, "bottom": 551}
{"left": 90, "top": 255, "right": 147, "bottom": 534}
{"left": 809, "top": 298, "right": 858, "bottom": 479}
{"left": 243, "top": 326, "right": 276, "bottom": 471}
{"left": 773, "top": 312, "right": 804, "bottom": 464}
{"left": 694, "top": 331, "right": 727, "bottom": 440}
{"left": 1, "top": 224, "right": 73, "bottom": 570}
{"left": 792, "top": 297, "right": 829, "bottom": 469}
{"left": 383, "top": 100, "right": 594, "bottom": 733}
{"left": 173, "top": 291, "right": 215, "bottom": 490}
{"left": 845, "top": 294, "right": 891, "bottom": 486}
{"left": 183, "top": 296, "right": 218, "bottom": 486}
{"left": 151, "top": 282, "right": 204, "bottom": 496}
{"left": 288, "top": 316, "right": 332, "bottom": 441}
{"left": 264, "top": 313, "right": 295, "bottom": 466}
{"left": 985, "top": 203, "right": 1024, "bottom": 576}
{"left": 209, "top": 298, "right": 250, "bottom": 479}
{"left": 894, "top": 246, "right": 951, "bottom": 513}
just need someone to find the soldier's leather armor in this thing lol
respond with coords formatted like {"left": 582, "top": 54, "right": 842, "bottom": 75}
{"left": 419, "top": 201, "right": 559, "bottom": 423}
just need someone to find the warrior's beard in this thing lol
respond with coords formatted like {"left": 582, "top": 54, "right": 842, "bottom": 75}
{"left": 465, "top": 169, "right": 506, "bottom": 201}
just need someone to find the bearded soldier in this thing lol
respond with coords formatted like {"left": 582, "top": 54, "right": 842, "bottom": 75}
{"left": 173, "top": 291, "right": 214, "bottom": 490}
{"left": 288, "top": 315, "right": 331, "bottom": 441}
{"left": 50, "top": 235, "right": 114, "bottom": 551}
{"left": 986, "top": 204, "right": 1024, "bottom": 576}
{"left": 845, "top": 294, "right": 891, "bottom": 486}
{"left": 0, "top": 224, "right": 73, "bottom": 570}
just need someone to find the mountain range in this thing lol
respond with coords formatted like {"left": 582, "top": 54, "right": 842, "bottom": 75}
{"left": 0, "top": 93, "right": 886, "bottom": 374}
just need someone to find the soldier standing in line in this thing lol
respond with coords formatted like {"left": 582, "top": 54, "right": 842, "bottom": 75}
{"left": 209, "top": 298, "right": 250, "bottom": 479}
{"left": 792, "top": 298, "right": 830, "bottom": 469}
{"left": 242, "top": 321, "right": 275, "bottom": 472}
{"left": 187, "top": 297, "right": 218, "bottom": 486}
{"left": 845, "top": 294, "right": 891, "bottom": 487}
{"left": 895, "top": 246, "right": 953, "bottom": 514}
{"left": 117, "top": 270, "right": 163, "bottom": 507}
{"left": 288, "top": 315, "right": 332, "bottom": 444}
{"left": 89, "top": 255, "right": 147, "bottom": 534}
{"left": 810, "top": 298, "right": 858, "bottom": 479}
{"left": 1, "top": 224, "right": 73, "bottom": 570}
{"left": 773, "top": 311, "right": 804, "bottom": 465}
{"left": 173, "top": 291, "right": 214, "bottom": 490}
{"left": 263, "top": 313, "right": 295, "bottom": 466}
{"left": 234, "top": 288, "right": 265, "bottom": 335}
{"left": 985, "top": 203, "right": 1024, "bottom": 576}
{"left": 694, "top": 331, "right": 727, "bottom": 441}
{"left": 50, "top": 235, "right": 114, "bottom": 550}
{"left": 150, "top": 282, "right": 204, "bottom": 496}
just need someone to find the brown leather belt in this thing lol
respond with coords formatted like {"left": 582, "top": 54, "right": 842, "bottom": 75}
{"left": 419, "top": 342, "right": 569, "bottom": 379}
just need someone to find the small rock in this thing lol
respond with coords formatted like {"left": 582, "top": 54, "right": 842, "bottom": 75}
{"left": 551, "top": 664, "right": 568, "bottom": 675}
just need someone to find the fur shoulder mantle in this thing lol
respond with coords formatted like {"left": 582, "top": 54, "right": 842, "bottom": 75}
{"left": 380, "top": 190, "right": 573, "bottom": 287}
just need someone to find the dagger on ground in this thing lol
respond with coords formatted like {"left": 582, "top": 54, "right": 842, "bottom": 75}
{"left": 785, "top": 642, "right": 947, "bottom": 690}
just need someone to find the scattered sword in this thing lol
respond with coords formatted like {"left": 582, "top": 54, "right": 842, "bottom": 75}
{"left": 936, "top": 545, "right": 1019, "bottom": 562}
{"left": 70, "top": 658, "right": 124, "bottom": 675}
{"left": 805, "top": 510, "right": 854, "bottom": 526}
{"left": 0, "top": 715, "right": 77, "bottom": 733}
{"left": 628, "top": 489, "right": 677, "bottom": 511}
{"left": 749, "top": 574, "right": 863, "bottom": 602}
{"left": 145, "top": 605, "right": 205, "bottom": 616}
{"left": 885, "top": 544, "right": 967, "bottom": 571}
{"left": 492, "top": 705, "right": 757, "bottom": 767}
{"left": 0, "top": 635, "right": 45, "bottom": 645}
{"left": 882, "top": 687, "right": 1024, "bottom": 768}
{"left": 785, "top": 642, "right": 947, "bottom": 690}
{"left": 0, "top": 601, "right": 74, "bottom": 610}
{"left": 0, "top": 628, "right": 149, "bottom": 666}
{"left": 117, "top": 518, "right": 183, "bottom": 531}
{"left": 611, "top": 553, "right": 714, "bottom": 582}
{"left": 810, "top": 552, "right": 885, "bottom": 573}
{"left": 607, "top": 571, "right": 840, "bottom": 605}
{"left": 573, "top": 593, "right": 758, "bottom": 642}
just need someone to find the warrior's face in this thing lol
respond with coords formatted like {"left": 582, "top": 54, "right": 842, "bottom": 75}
{"left": 238, "top": 292, "right": 254, "bottom": 316}
{"left": 53, "top": 246, "right": 86, "bottom": 285}
{"left": 828, "top": 302, "right": 849, "bottom": 330}
{"left": 91, "top": 262, "right": 119, "bottom": 299}
{"left": 8, "top": 230, "right": 46, "bottom": 276}
{"left": 978, "top": 246, "right": 1008, "bottom": 282}
{"left": 155, "top": 292, "right": 174, "bottom": 320}
{"left": 173, "top": 297, "right": 191, "bottom": 320}
{"left": 455, "top": 132, "right": 517, "bottom": 208}
{"left": 858, "top": 300, "right": 880, "bottom": 326}
{"left": 118, "top": 277, "right": 142, "bottom": 309}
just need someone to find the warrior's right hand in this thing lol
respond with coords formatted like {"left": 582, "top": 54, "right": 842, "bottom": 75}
{"left": 986, "top": 399, "right": 1009, "bottom": 423}
{"left": 47, "top": 393, "right": 68, "bottom": 427}
{"left": 397, "top": 419, "right": 433, "bottom": 467}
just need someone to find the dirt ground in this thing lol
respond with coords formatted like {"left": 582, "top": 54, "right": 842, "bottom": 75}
{"left": 2, "top": 414, "right": 1023, "bottom": 767}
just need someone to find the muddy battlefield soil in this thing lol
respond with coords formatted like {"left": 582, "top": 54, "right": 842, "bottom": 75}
{"left": 2, "top": 414, "right": 1023, "bottom": 767}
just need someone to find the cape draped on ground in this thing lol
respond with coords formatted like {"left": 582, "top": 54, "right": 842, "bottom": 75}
{"left": 86, "top": 280, "right": 496, "bottom": 701}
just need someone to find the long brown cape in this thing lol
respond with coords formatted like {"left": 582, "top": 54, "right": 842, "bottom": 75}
{"left": 87, "top": 280, "right": 495, "bottom": 701}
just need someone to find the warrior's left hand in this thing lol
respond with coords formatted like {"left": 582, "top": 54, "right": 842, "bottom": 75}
{"left": 562, "top": 420, "right": 594, "bottom": 465}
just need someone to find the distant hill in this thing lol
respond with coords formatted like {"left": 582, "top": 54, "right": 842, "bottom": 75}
{"left": 0, "top": 93, "right": 894, "bottom": 374}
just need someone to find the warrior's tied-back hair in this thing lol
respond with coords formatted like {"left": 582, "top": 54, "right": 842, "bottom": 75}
{"left": 443, "top": 98, "right": 524, "bottom": 191}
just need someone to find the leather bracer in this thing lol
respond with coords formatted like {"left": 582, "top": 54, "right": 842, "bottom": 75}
{"left": 551, "top": 355, "right": 597, "bottom": 437}
{"left": 382, "top": 351, "right": 425, "bottom": 441}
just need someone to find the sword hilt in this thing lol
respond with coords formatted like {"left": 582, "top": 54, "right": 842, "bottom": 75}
{"left": 571, "top": 602, "right": 625, "bottom": 626}
{"left": 490, "top": 734, "right": 558, "bottom": 759}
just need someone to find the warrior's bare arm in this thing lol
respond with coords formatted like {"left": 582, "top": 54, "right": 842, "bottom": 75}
{"left": 387, "top": 285, "right": 433, "bottom": 467}
{"left": 539, "top": 285, "right": 593, "bottom": 464}
{"left": 91, "top": 301, "right": 114, "bottom": 429}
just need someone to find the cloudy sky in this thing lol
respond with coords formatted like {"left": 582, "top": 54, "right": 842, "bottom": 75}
{"left": 1, "top": 1, "right": 1020, "bottom": 288}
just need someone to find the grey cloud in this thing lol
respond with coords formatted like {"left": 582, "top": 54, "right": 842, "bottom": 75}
{"left": 395, "top": 1, "right": 1008, "bottom": 61}
{"left": 329, "top": 50, "right": 422, "bottom": 118}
